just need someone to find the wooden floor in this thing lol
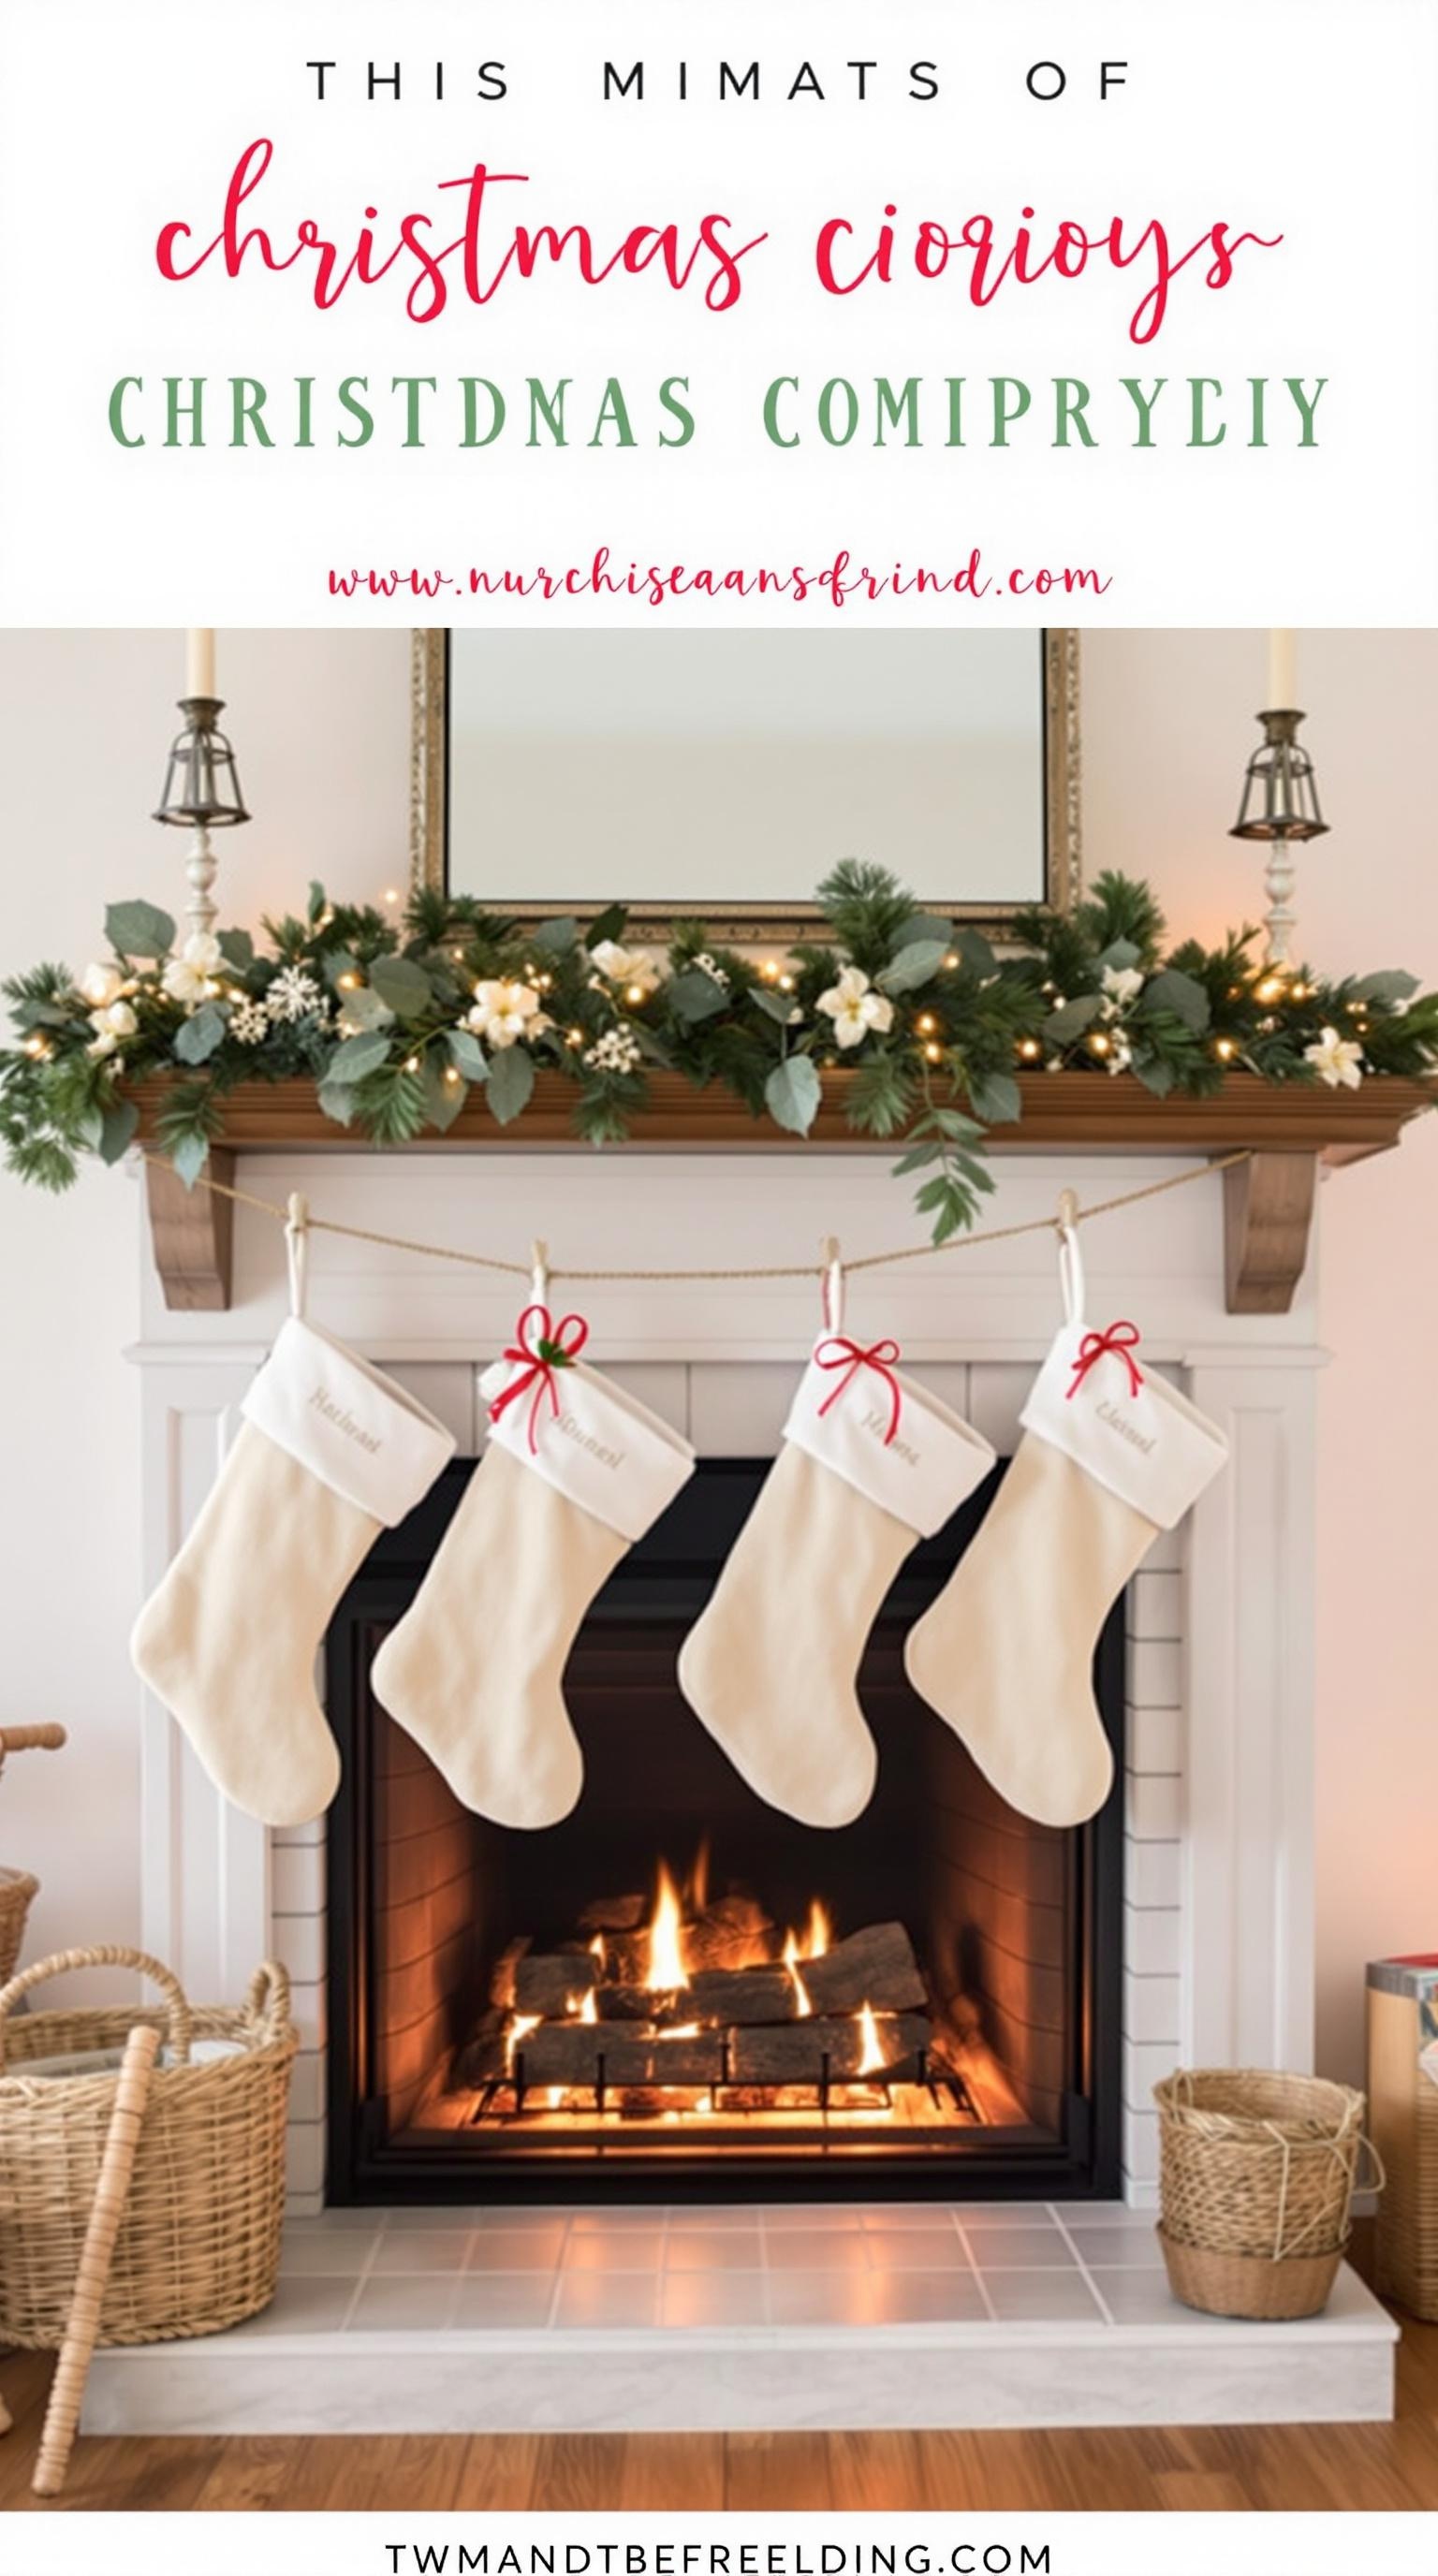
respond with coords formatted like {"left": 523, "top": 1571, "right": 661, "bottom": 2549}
{"left": 4, "top": 2235, "right": 1436, "bottom": 2514}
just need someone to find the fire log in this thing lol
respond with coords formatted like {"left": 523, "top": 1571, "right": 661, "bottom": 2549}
{"left": 729, "top": 2012, "right": 930, "bottom": 2085}
{"left": 577, "top": 1895, "right": 648, "bottom": 1934}
{"left": 686, "top": 1895, "right": 774, "bottom": 1972}
{"left": 688, "top": 1967, "right": 798, "bottom": 2025}
{"left": 796, "top": 1923, "right": 927, "bottom": 2016}
{"left": 512, "top": 1953, "right": 602, "bottom": 2016}
{"left": 518, "top": 2024, "right": 724, "bottom": 2089}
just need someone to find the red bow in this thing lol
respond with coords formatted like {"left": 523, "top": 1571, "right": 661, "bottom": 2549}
{"left": 815, "top": 1334, "right": 903, "bottom": 1446}
{"left": 1066, "top": 1320, "right": 1144, "bottom": 1404}
{"left": 489, "top": 1303, "right": 589, "bottom": 1454}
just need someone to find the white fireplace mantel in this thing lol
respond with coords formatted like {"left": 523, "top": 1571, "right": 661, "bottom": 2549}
{"left": 127, "top": 1145, "right": 1322, "bottom": 2211}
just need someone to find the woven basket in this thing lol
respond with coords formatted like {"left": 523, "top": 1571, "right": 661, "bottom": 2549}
{"left": 0, "top": 1944, "right": 297, "bottom": 2348}
{"left": 1154, "top": 2067, "right": 1376, "bottom": 2320}
{"left": 0, "top": 1724, "right": 66, "bottom": 1984}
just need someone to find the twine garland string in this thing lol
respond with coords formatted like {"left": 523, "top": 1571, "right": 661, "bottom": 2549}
{"left": 137, "top": 1148, "right": 1253, "bottom": 1283}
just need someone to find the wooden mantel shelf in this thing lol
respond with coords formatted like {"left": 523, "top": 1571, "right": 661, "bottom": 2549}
{"left": 133, "top": 1073, "right": 1432, "bottom": 1318}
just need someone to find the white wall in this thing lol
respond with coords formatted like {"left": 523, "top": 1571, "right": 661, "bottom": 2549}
{"left": 1, "top": 627, "right": 1432, "bottom": 2080}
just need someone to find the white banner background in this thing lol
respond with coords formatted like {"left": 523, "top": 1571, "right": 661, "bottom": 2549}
{"left": 0, "top": 0, "right": 1435, "bottom": 622}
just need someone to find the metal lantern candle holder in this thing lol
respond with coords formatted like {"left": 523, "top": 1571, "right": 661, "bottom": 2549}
{"left": 1230, "top": 708, "right": 1329, "bottom": 968}
{"left": 154, "top": 695, "right": 250, "bottom": 941}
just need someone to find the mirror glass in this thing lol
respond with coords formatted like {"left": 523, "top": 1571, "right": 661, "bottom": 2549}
{"left": 433, "top": 630, "right": 1074, "bottom": 934}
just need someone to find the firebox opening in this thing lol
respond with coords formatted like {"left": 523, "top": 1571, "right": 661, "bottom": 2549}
{"left": 326, "top": 1458, "right": 1124, "bottom": 2203}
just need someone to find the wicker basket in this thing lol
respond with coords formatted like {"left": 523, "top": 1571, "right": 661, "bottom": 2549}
{"left": 1368, "top": 1958, "right": 1438, "bottom": 2320}
{"left": 0, "top": 1944, "right": 297, "bottom": 2348}
{"left": 1154, "top": 2067, "right": 1376, "bottom": 2320}
{"left": 0, "top": 1724, "right": 66, "bottom": 1983}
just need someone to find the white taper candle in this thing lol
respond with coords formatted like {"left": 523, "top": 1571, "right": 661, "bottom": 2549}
{"left": 185, "top": 628, "right": 215, "bottom": 700}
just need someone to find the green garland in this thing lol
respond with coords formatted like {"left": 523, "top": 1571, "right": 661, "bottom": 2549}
{"left": 3, "top": 864, "right": 1435, "bottom": 1241}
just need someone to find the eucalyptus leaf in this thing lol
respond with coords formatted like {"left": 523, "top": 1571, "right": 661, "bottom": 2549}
{"left": 951, "top": 926, "right": 996, "bottom": 977}
{"left": 896, "top": 913, "right": 956, "bottom": 949}
{"left": 877, "top": 939, "right": 949, "bottom": 995}
{"left": 173, "top": 1003, "right": 227, "bottom": 1064}
{"left": 216, "top": 928, "right": 255, "bottom": 972}
{"left": 1132, "top": 1056, "right": 1177, "bottom": 1097}
{"left": 445, "top": 1027, "right": 490, "bottom": 1081}
{"left": 1096, "top": 938, "right": 1141, "bottom": 973}
{"left": 486, "top": 1043, "right": 536, "bottom": 1126}
{"left": 668, "top": 967, "right": 730, "bottom": 1026}
{"left": 532, "top": 915, "right": 580, "bottom": 957}
{"left": 764, "top": 1054, "right": 821, "bottom": 1136}
{"left": 369, "top": 954, "right": 433, "bottom": 1022}
{"left": 1350, "top": 969, "right": 1420, "bottom": 1004}
{"left": 105, "top": 900, "right": 176, "bottom": 959}
{"left": 334, "top": 984, "right": 394, "bottom": 1033}
{"left": 170, "top": 1130, "right": 211, "bottom": 1190}
{"left": 328, "top": 1030, "right": 393, "bottom": 1084}
{"left": 584, "top": 904, "right": 629, "bottom": 950}
{"left": 1043, "top": 991, "right": 1105, "bottom": 1042}
{"left": 316, "top": 1081, "right": 357, "bottom": 1128}
{"left": 99, "top": 1100, "right": 139, "bottom": 1164}
{"left": 1141, "top": 969, "right": 1211, "bottom": 1032}
{"left": 749, "top": 988, "right": 796, "bottom": 1026}
{"left": 424, "top": 1052, "right": 467, "bottom": 1133}
{"left": 966, "top": 1071, "right": 1022, "bottom": 1126}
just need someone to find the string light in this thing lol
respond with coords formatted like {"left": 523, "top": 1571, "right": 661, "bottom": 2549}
{"left": 444, "top": 1065, "right": 460, "bottom": 1086}
{"left": 1088, "top": 1030, "right": 1111, "bottom": 1057}
{"left": 1214, "top": 1036, "right": 1238, "bottom": 1061}
{"left": 337, "top": 973, "right": 361, "bottom": 991}
{"left": 922, "top": 1040, "right": 944, "bottom": 1063}
{"left": 1254, "top": 973, "right": 1285, "bottom": 1004}
{"left": 778, "top": 973, "right": 796, "bottom": 993}
{"left": 22, "top": 1034, "right": 51, "bottom": 1060}
{"left": 403, "top": 1055, "right": 419, "bottom": 1074}
{"left": 1017, "top": 1037, "right": 1042, "bottom": 1061}
{"left": 625, "top": 983, "right": 647, "bottom": 1005}
{"left": 760, "top": 960, "right": 782, "bottom": 983}
{"left": 565, "top": 1027, "right": 584, "bottom": 1048}
{"left": 916, "top": 1013, "right": 937, "bottom": 1035}
{"left": 944, "top": 952, "right": 959, "bottom": 969}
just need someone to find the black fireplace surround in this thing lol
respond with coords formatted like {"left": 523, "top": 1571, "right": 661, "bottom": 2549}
{"left": 325, "top": 1457, "right": 1124, "bottom": 2204}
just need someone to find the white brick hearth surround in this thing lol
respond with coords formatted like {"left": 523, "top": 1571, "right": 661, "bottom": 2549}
{"left": 128, "top": 1148, "right": 1319, "bottom": 2217}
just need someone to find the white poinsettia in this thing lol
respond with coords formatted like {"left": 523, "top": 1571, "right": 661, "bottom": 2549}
{"left": 1304, "top": 1024, "right": 1364, "bottom": 1090}
{"left": 1101, "top": 963, "right": 1145, "bottom": 1014}
{"left": 469, "top": 977, "right": 547, "bottom": 1050}
{"left": 79, "top": 960, "right": 124, "bottom": 1008}
{"left": 815, "top": 963, "right": 894, "bottom": 1050}
{"left": 1106, "top": 1027, "right": 1134, "bottom": 1076}
{"left": 161, "top": 931, "right": 224, "bottom": 1006}
{"left": 591, "top": 940, "right": 661, "bottom": 1000}
{"left": 86, "top": 999, "right": 139, "bottom": 1059}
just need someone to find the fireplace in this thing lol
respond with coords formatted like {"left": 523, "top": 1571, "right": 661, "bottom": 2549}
{"left": 324, "top": 1456, "right": 1124, "bottom": 2203}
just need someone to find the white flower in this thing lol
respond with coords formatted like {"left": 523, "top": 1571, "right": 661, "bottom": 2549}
{"left": 1106, "top": 1028, "right": 1134, "bottom": 1076}
{"left": 693, "top": 951, "right": 729, "bottom": 989}
{"left": 591, "top": 941, "right": 661, "bottom": 1001}
{"left": 230, "top": 997, "right": 270, "bottom": 1046}
{"left": 1101, "top": 963, "right": 1145, "bottom": 1013}
{"left": 1304, "top": 1024, "right": 1364, "bottom": 1090}
{"left": 584, "top": 1026, "right": 643, "bottom": 1075}
{"left": 86, "top": 1000, "right": 138, "bottom": 1058}
{"left": 469, "top": 978, "right": 545, "bottom": 1050}
{"left": 265, "top": 966, "right": 325, "bottom": 1025}
{"left": 161, "top": 932, "right": 224, "bottom": 1007}
{"left": 815, "top": 963, "right": 894, "bottom": 1051}
{"left": 79, "top": 960, "right": 123, "bottom": 1008}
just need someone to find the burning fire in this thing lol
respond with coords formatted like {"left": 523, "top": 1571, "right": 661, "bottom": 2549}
{"left": 857, "top": 2001, "right": 885, "bottom": 2077}
{"left": 647, "top": 1862, "right": 689, "bottom": 1991}
{"left": 505, "top": 2012, "right": 540, "bottom": 2074}
{"left": 782, "top": 1898, "right": 832, "bottom": 2017}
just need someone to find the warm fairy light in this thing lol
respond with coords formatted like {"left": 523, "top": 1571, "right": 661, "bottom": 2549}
{"left": 337, "top": 972, "right": 361, "bottom": 990}
{"left": 404, "top": 1055, "right": 419, "bottom": 1074}
{"left": 916, "top": 1013, "right": 937, "bottom": 1034}
{"left": 1289, "top": 980, "right": 1309, "bottom": 1001}
{"left": 1214, "top": 1036, "right": 1237, "bottom": 1061}
{"left": 445, "top": 1065, "right": 460, "bottom": 1085}
{"left": 384, "top": 887, "right": 400, "bottom": 906}
{"left": 625, "top": 983, "right": 646, "bottom": 1004}
{"left": 1018, "top": 1037, "right": 1042, "bottom": 1061}
{"left": 1088, "top": 1030, "right": 1110, "bottom": 1056}
{"left": 22, "top": 1034, "right": 51, "bottom": 1059}
{"left": 567, "top": 1027, "right": 584, "bottom": 1047}
{"left": 760, "top": 959, "right": 781, "bottom": 982}
{"left": 505, "top": 2013, "right": 540, "bottom": 2074}
{"left": 858, "top": 2002, "right": 885, "bottom": 2077}
{"left": 647, "top": 1863, "right": 689, "bottom": 1990}
{"left": 778, "top": 973, "right": 796, "bottom": 993}
{"left": 944, "top": 952, "right": 959, "bottom": 969}
{"left": 923, "top": 1042, "right": 943, "bottom": 1062}
{"left": 1254, "top": 973, "right": 1285, "bottom": 1004}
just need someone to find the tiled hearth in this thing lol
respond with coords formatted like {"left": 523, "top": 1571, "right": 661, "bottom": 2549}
{"left": 83, "top": 2202, "right": 1395, "bottom": 2434}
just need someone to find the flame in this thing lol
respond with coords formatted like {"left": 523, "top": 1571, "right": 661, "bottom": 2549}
{"left": 685, "top": 1840, "right": 711, "bottom": 1916}
{"left": 506, "top": 2012, "right": 540, "bottom": 2074}
{"left": 783, "top": 1931, "right": 813, "bottom": 2019}
{"left": 804, "top": 1900, "right": 831, "bottom": 1960}
{"left": 578, "top": 1988, "right": 597, "bottom": 2024}
{"left": 647, "top": 1862, "right": 689, "bottom": 1990}
{"left": 857, "top": 2001, "right": 885, "bottom": 2076}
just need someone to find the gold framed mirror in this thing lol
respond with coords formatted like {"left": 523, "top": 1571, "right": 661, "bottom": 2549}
{"left": 411, "top": 628, "right": 1080, "bottom": 942}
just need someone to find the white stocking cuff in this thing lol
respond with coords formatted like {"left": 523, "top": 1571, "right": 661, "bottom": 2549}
{"left": 1021, "top": 1323, "right": 1227, "bottom": 1530}
{"left": 784, "top": 1347, "right": 995, "bottom": 1538}
{"left": 478, "top": 1355, "right": 695, "bottom": 1542}
{"left": 242, "top": 1319, "right": 457, "bottom": 1525}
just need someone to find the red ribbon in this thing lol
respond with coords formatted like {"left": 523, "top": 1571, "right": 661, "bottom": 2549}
{"left": 1066, "top": 1320, "right": 1145, "bottom": 1404}
{"left": 489, "top": 1303, "right": 590, "bottom": 1454}
{"left": 814, "top": 1334, "right": 903, "bottom": 1446}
